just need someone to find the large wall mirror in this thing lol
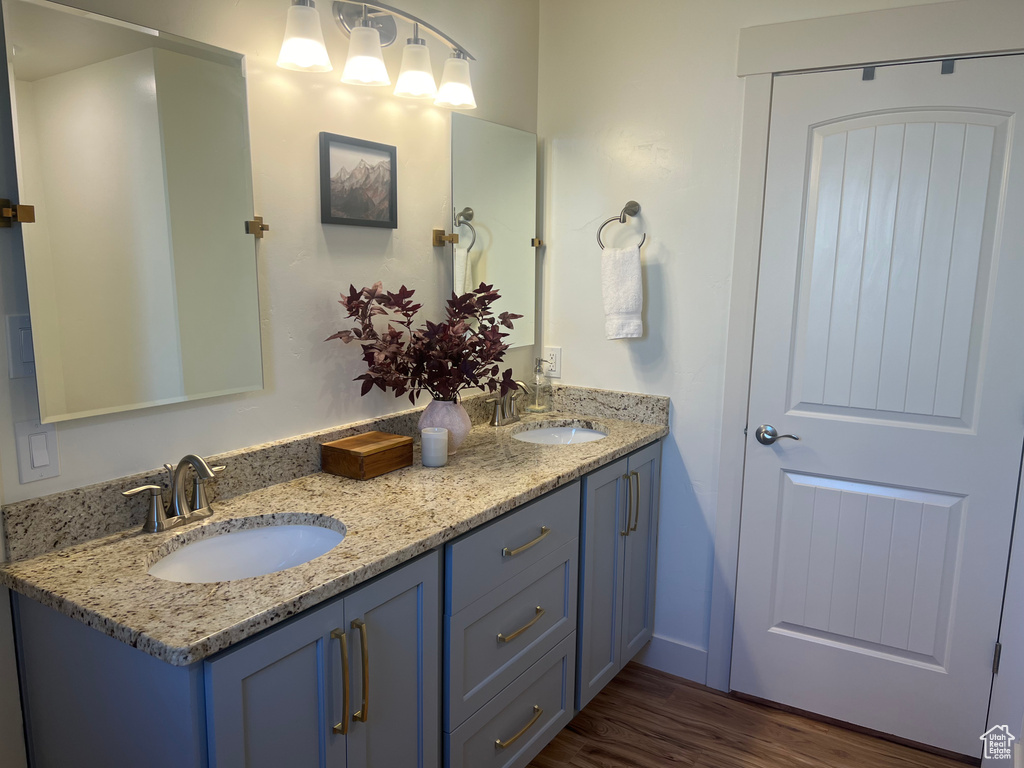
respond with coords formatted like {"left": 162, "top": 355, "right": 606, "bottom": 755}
{"left": 451, "top": 114, "right": 536, "bottom": 349}
{"left": 3, "top": 0, "right": 263, "bottom": 423}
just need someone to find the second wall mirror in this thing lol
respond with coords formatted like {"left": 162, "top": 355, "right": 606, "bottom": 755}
{"left": 451, "top": 114, "right": 536, "bottom": 349}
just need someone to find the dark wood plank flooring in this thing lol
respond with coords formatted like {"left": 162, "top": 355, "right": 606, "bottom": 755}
{"left": 528, "top": 663, "right": 972, "bottom": 768}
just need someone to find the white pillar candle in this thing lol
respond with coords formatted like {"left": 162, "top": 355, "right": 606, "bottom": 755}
{"left": 421, "top": 427, "right": 449, "bottom": 467}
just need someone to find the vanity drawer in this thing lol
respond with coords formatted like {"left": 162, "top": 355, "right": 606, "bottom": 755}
{"left": 448, "top": 540, "right": 578, "bottom": 730}
{"left": 447, "top": 482, "right": 580, "bottom": 614}
{"left": 446, "top": 633, "right": 576, "bottom": 768}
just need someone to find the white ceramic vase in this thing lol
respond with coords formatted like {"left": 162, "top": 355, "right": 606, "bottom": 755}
{"left": 418, "top": 398, "right": 472, "bottom": 454}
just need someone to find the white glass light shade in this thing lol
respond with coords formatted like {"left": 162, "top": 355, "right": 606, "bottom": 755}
{"left": 394, "top": 41, "right": 436, "bottom": 99}
{"left": 341, "top": 25, "right": 390, "bottom": 86}
{"left": 434, "top": 55, "right": 476, "bottom": 109}
{"left": 277, "top": 2, "right": 332, "bottom": 72}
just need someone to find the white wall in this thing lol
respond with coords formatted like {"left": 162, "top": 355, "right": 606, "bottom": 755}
{"left": 0, "top": 0, "right": 539, "bottom": 503}
{"left": 536, "top": 0, "right": 955, "bottom": 682}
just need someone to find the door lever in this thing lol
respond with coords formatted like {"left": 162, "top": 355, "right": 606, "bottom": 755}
{"left": 755, "top": 425, "right": 800, "bottom": 446}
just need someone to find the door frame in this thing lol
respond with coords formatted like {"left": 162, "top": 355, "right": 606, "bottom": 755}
{"left": 709, "top": 0, "right": 1024, "bottom": 692}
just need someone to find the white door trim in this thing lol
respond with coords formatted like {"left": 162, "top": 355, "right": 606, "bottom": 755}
{"left": 738, "top": 0, "right": 1024, "bottom": 77}
{"left": 710, "top": 3, "right": 1024, "bottom": 693}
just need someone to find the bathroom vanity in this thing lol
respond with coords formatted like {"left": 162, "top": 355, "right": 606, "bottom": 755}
{"left": 2, "top": 390, "right": 666, "bottom": 768}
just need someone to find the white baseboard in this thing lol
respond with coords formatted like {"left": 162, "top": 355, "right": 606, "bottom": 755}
{"left": 634, "top": 634, "right": 708, "bottom": 684}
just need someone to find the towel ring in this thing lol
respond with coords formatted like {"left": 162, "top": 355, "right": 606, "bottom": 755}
{"left": 455, "top": 207, "right": 477, "bottom": 254}
{"left": 597, "top": 200, "right": 646, "bottom": 249}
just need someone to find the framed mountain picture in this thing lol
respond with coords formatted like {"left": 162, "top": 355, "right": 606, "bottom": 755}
{"left": 319, "top": 132, "right": 398, "bottom": 228}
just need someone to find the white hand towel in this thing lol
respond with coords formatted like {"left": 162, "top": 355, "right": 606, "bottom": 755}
{"left": 601, "top": 245, "right": 643, "bottom": 339}
{"left": 453, "top": 246, "right": 471, "bottom": 295}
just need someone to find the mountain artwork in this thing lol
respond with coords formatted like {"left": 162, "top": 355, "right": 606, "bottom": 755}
{"left": 330, "top": 158, "right": 391, "bottom": 221}
{"left": 320, "top": 133, "right": 397, "bottom": 228}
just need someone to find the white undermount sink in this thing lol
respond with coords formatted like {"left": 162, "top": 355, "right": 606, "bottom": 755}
{"left": 148, "top": 524, "right": 345, "bottom": 583}
{"left": 513, "top": 426, "right": 608, "bottom": 445}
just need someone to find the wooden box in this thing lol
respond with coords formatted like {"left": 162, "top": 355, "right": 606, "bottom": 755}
{"left": 321, "top": 431, "right": 413, "bottom": 480}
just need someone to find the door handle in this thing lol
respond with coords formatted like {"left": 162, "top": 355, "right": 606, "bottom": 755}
{"left": 620, "top": 474, "right": 633, "bottom": 536}
{"left": 330, "top": 629, "right": 350, "bottom": 735}
{"left": 629, "top": 470, "right": 640, "bottom": 532}
{"left": 351, "top": 618, "right": 369, "bottom": 723}
{"left": 754, "top": 425, "right": 800, "bottom": 445}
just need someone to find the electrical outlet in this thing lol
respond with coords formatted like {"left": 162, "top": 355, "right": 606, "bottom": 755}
{"left": 543, "top": 346, "right": 562, "bottom": 378}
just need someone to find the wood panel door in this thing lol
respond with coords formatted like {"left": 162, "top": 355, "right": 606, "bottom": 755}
{"left": 731, "top": 56, "right": 1024, "bottom": 757}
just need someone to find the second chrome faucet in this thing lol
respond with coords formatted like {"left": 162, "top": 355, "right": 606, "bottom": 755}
{"left": 123, "top": 454, "right": 225, "bottom": 533}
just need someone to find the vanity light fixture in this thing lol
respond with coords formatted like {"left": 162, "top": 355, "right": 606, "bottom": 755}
{"left": 333, "top": 1, "right": 476, "bottom": 108}
{"left": 434, "top": 51, "right": 476, "bottom": 109}
{"left": 340, "top": 7, "right": 390, "bottom": 86}
{"left": 393, "top": 24, "right": 436, "bottom": 99}
{"left": 277, "top": 0, "right": 333, "bottom": 72}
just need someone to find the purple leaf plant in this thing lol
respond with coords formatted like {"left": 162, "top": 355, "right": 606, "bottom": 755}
{"left": 327, "top": 282, "right": 523, "bottom": 405}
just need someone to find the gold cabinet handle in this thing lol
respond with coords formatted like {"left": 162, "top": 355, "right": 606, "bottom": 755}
{"left": 630, "top": 470, "right": 640, "bottom": 532}
{"left": 330, "top": 629, "right": 350, "bottom": 735}
{"left": 495, "top": 705, "right": 543, "bottom": 750}
{"left": 620, "top": 474, "right": 633, "bottom": 536}
{"left": 497, "top": 606, "right": 545, "bottom": 644}
{"left": 351, "top": 618, "right": 369, "bottom": 722}
{"left": 502, "top": 526, "right": 550, "bottom": 557}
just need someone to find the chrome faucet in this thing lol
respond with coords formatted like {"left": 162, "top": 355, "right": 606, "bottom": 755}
{"left": 123, "top": 454, "right": 224, "bottom": 533}
{"left": 491, "top": 381, "right": 532, "bottom": 426}
{"left": 170, "top": 454, "right": 222, "bottom": 520}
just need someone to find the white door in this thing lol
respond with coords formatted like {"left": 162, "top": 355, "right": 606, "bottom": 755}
{"left": 731, "top": 56, "right": 1024, "bottom": 758}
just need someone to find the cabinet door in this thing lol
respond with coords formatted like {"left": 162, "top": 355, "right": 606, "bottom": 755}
{"left": 621, "top": 441, "right": 662, "bottom": 663}
{"left": 344, "top": 552, "right": 440, "bottom": 768}
{"left": 206, "top": 597, "right": 348, "bottom": 768}
{"left": 576, "top": 457, "right": 628, "bottom": 710}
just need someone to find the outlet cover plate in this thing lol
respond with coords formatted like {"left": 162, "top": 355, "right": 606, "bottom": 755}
{"left": 543, "top": 346, "right": 562, "bottom": 378}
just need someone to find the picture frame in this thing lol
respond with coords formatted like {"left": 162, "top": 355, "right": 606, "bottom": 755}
{"left": 319, "top": 132, "right": 398, "bottom": 228}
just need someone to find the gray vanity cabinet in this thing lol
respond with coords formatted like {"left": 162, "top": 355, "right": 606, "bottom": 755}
{"left": 206, "top": 551, "right": 440, "bottom": 768}
{"left": 576, "top": 441, "right": 661, "bottom": 710}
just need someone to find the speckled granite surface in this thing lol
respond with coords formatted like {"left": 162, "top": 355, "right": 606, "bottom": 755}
{"left": 0, "top": 392, "right": 667, "bottom": 666}
{"left": 2, "top": 392, "right": 497, "bottom": 562}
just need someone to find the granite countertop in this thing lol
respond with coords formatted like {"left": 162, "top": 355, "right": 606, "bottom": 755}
{"left": 0, "top": 412, "right": 666, "bottom": 666}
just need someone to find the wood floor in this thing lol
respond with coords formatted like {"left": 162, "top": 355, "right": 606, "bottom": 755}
{"left": 528, "top": 663, "right": 973, "bottom": 768}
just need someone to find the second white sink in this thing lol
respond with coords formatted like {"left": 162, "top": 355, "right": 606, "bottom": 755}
{"left": 149, "top": 524, "right": 345, "bottom": 583}
{"left": 513, "top": 426, "right": 607, "bottom": 445}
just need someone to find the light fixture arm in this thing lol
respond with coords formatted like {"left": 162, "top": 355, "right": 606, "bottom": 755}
{"left": 333, "top": 1, "right": 474, "bottom": 60}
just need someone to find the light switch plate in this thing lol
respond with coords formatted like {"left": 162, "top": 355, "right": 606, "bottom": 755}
{"left": 543, "top": 346, "right": 562, "bottom": 378}
{"left": 15, "top": 420, "right": 58, "bottom": 483}
{"left": 7, "top": 314, "right": 34, "bottom": 379}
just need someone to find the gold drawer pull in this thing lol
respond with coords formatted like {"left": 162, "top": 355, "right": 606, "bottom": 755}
{"left": 495, "top": 705, "right": 543, "bottom": 750}
{"left": 630, "top": 470, "right": 640, "bottom": 532}
{"left": 330, "top": 629, "right": 350, "bottom": 735}
{"left": 502, "top": 526, "right": 550, "bottom": 558}
{"left": 352, "top": 618, "right": 369, "bottom": 722}
{"left": 621, "top": 474, "right": 632, "bottom": 536}
{"left": 497, "top": 606, "right": 545, "bottom": 643}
